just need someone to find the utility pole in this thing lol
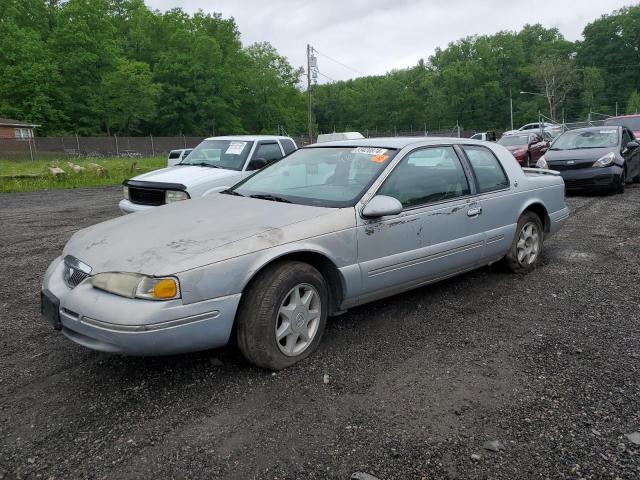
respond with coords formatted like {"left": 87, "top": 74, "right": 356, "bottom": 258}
{"left": 306, "top": 44, "right": 313, "bottom": 144}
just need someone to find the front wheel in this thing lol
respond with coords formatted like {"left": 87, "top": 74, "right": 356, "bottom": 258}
{"left": 615, "top": 168, "right": 626, "bottom": 194}
{"left": 236, "top": 261, "right": 328, "bottom": 370}
{"left": 504, "top": 212, "right": 544, "bottom": 273}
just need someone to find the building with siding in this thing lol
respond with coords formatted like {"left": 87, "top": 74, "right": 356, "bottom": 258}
{"left": 0, "top": 118, "right": 39, "bottom": 139}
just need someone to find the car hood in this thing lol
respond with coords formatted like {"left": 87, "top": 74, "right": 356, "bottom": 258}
{"left": 63, "top": 194, "right": 352, "bottom": 276}
{"left": 545, "top": 147, "right": 614, "bottom": 162}
{"left": 132, "top": 165, "right": 239, "bottom": 186}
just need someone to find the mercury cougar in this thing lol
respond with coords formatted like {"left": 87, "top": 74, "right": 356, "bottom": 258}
{"left": 42, "top": 138, "right": 570, "bottom": 370}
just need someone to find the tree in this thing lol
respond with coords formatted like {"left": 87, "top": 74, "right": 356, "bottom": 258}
{"left": 533, "top": 56, "right": 576, "bottom": 121}
{"left": 100, "top": 59, "right": 159, "bottom": 134}
{"left": 627, "top": 91, "right": 640, "bottom": 115}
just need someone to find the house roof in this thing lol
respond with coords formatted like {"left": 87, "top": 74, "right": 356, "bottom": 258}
{"left": 0, "top": 117, "right": 40, "bottom": 128}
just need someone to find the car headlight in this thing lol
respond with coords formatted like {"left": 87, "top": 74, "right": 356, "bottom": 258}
{"left": 90, "top": 273, "right": 180, "bottom": 301}
{"left": 123, "top": 186, "right": 130, "bottom": 200}
{"left": 536, "top": 156, "right": 548, "bottom": 169}
{"left": 592, "top": 152, "right": 616, "bottom": 168}
{"left": 166, "top": 190, "right": 189, "bottom": 203}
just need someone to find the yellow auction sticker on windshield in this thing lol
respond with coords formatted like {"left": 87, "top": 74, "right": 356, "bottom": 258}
{"left": 351, "top": 147, "right": 388, "bottom": 156}
{"left": 371, "top": 154, "right": 389, "bottom": 163}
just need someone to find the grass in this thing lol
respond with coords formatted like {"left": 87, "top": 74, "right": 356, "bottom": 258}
{"left": 0, "top": 156, "right": 166, "bottom": 193}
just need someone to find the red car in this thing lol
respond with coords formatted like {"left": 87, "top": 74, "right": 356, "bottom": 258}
{"left": 603, "top": 114, "right": 640, "bottom": 139}
{"left": 497, "top": 133, "right": 549, "bottom": 167}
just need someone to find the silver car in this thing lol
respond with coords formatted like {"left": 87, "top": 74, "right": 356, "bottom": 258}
{"left": 41, "top": 138, "right": 569, "bottom": 369}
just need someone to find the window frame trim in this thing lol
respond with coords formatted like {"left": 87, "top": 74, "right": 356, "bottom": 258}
{"left": 458, "top": 144, "right": 511, "bottom": 195}
{"left": 372, "top": 144, "right": 476, "bottom": 212}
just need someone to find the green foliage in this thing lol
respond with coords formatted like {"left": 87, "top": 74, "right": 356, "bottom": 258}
{"left": 627, "top": 91, "right": 640, "bottom": 115}
{"left": 0, "top": 0, "right": 305, "bottom": 136}
{"left": 0, "top": 155, "right": 165, "bottom": 193}
{"left": 0, "top": 2, "right": 638, "bottom": 136}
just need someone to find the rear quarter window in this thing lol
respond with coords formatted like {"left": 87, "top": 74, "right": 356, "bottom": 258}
{"left": 280, "top": 139, "right": 297, "bottom": 155}
{"left": 168, "top": 151, "right": 181, "bottom": 159}
{"left": 462, "top": 145, "right": 510, "bottom": 193}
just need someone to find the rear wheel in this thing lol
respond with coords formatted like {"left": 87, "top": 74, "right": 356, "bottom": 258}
{"left": 504, "top": 211, "right": 544, "bottom": 274}
{"left": 236, "top": 261, "right": 328, "bottom": 370}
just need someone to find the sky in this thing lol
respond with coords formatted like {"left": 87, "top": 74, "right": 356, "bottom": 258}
{"left": 147, "top": 0, "right": 631, "bottom": 82}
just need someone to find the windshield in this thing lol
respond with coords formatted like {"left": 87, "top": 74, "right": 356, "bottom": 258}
{"left": 550, "top": 129, "right": 618, "bottom": 150}
{"left": 180, "top": 140, "right": 254, "bottom": 170}
{"left": 498, "top": 136, "right": 528, "bottom": 147}
{"left": 231, "top": 146, "right": 398, "bottom": 207}
{"left": 604, "top": 117, "right": 640, "bottom": 131}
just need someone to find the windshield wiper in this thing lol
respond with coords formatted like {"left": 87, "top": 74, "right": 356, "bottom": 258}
{"left": 182, "top": 162, "right": 221, "bottom": 168}
{"left": 221, "top": 189, "right": 244, "bottom": 197}
{"left": 249, "top": 194, "right": 292, "bottom": 203}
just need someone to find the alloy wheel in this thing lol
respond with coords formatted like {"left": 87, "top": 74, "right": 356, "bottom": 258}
{"left": 275, "top": 283, "right": 321, "bottom": 357}
{"left": 516, "top": 221, "right": 540, "bottom": 265}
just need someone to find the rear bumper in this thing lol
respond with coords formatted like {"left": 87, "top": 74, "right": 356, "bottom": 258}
{"left": 558, "top": 165, "right": 622, "bottom": 192}
{"left": 548, "top": 207, "right": 570, "bottom": 237}
{"left": 118, "top": 199, "right": 155, "bottom": 214}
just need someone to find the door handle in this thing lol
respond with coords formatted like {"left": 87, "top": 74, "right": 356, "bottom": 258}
{"left": 467, "top": 207, "right": 482, "bottom": 217}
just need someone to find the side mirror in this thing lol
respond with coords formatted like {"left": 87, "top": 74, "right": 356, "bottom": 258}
{"left": 247, "top": 157, "right": 268, "bottom": 171}
{"left": 626, "top": 140, "right": 639, "bottom": 150}
{"left": 361, "top": 195, "right": 403, "bottom": 218}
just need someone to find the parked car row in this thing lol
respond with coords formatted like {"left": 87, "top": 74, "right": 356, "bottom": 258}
{"left": 42, "top": 136, "right": 569, "bottom": 370}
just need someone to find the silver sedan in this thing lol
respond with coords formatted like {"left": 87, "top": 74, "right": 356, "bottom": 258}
{"left": 41, "top": 138, "right": 569, "bottom": 369}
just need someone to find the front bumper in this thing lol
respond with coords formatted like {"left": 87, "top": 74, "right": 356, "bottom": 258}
{"left": 118, "top": 199, "right": 155, "bottom": 215}
{"left": 557, "top": 165, "right": 623, "bottom": 192}
{"left": 42, "top": 257, "right": 241, "bottom": 356}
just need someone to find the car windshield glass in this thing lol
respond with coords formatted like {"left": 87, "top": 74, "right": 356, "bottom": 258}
{"left": 232, "top": 146, "right": 398, "bottom": 207}
{"left": 180, "top": 140, "right": 254, "bottom": 170}
{"left": 550, "top": 129, "right": 618, "bottom": 150}
{"left": 604, "top": 117, "right": 640, "bottom": 131}
{"left": 498, "top": 136, "right": 528, "bottom": 146}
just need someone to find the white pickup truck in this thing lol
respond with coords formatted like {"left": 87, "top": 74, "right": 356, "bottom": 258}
{"left": 119, "top": 135, "right": 297, "bottom": 214}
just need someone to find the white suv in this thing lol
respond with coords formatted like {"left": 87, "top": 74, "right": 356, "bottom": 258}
{"left": 119, "top": 135, "right": 297, "bottom": 214}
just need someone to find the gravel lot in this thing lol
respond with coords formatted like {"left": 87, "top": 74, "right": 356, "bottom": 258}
{"left": 1, "top": 185, "right": 639, "bottom": 480}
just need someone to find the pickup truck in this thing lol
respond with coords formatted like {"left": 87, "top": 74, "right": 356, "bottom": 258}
{"left": 119, "top": 135, "right": 297, "bottom": 214}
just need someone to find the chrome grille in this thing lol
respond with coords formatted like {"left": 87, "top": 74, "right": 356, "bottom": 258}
{"left": 62, "top": 255, "right": 92, "bottom": 289}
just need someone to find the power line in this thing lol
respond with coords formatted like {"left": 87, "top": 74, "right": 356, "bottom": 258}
{"left": 316, "top": 70, "right": 337, "bottom": 83}
{"left": 312, "top": 48, "right": 366, "bottom": 76}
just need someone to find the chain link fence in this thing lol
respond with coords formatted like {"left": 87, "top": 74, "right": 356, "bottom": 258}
{"left": 2, "top": 129, "right": 478, "bottom": 161}
{"left": 0, "top": 136, "right": 206, "bottom": 161}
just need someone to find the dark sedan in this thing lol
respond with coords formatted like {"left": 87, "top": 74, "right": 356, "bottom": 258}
{"left": 497, "top": 133, "right": 549, "bottom": 167}
{"left": 536, "top": 126, "right": 640, "bottom": 194}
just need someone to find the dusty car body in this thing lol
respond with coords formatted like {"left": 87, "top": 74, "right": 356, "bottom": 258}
{"left": 42, "top": 137, "right": 569, "bottom": 369}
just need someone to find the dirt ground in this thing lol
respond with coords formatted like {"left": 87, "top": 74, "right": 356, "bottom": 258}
{"left": 0, "top": 185, "right": 639, "bottom": 480}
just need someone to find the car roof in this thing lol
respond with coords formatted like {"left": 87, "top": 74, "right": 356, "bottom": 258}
{"left": 307, "top": 136, "right": 485, "bottom": 149}
{"left": 561, "top": 126, "right": 620, "bottom": 134}
{"left": 606, "top": 114, "right": 640, "bottom": 119}
{"left": 203, "top": 135, "right": 292, "bottom": 141}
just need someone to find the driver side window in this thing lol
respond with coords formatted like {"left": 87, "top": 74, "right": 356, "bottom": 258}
{"left": 378, "top": 147, "right": 470, "bottom": 208}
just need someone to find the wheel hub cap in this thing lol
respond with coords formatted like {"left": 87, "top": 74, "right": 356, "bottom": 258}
{"left": 275, "top": 283, "right": 321, "bottom": 357}
{"left": 516, "top": 221, "right": 540, "bottom": 266}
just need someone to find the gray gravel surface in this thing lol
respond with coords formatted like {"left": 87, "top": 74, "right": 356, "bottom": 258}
{"left": 1, "top": 186, "right": 639, "bottom": 479}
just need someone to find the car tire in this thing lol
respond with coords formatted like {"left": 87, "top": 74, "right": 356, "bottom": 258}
{"left": 236, "top": 261, "right": 328, "bottom": 370}
{"left": 616, "top": 168, "right": 626, "bottom": 194}
{"left": 504, "top": 211, "right": 544, "bottom": 274}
